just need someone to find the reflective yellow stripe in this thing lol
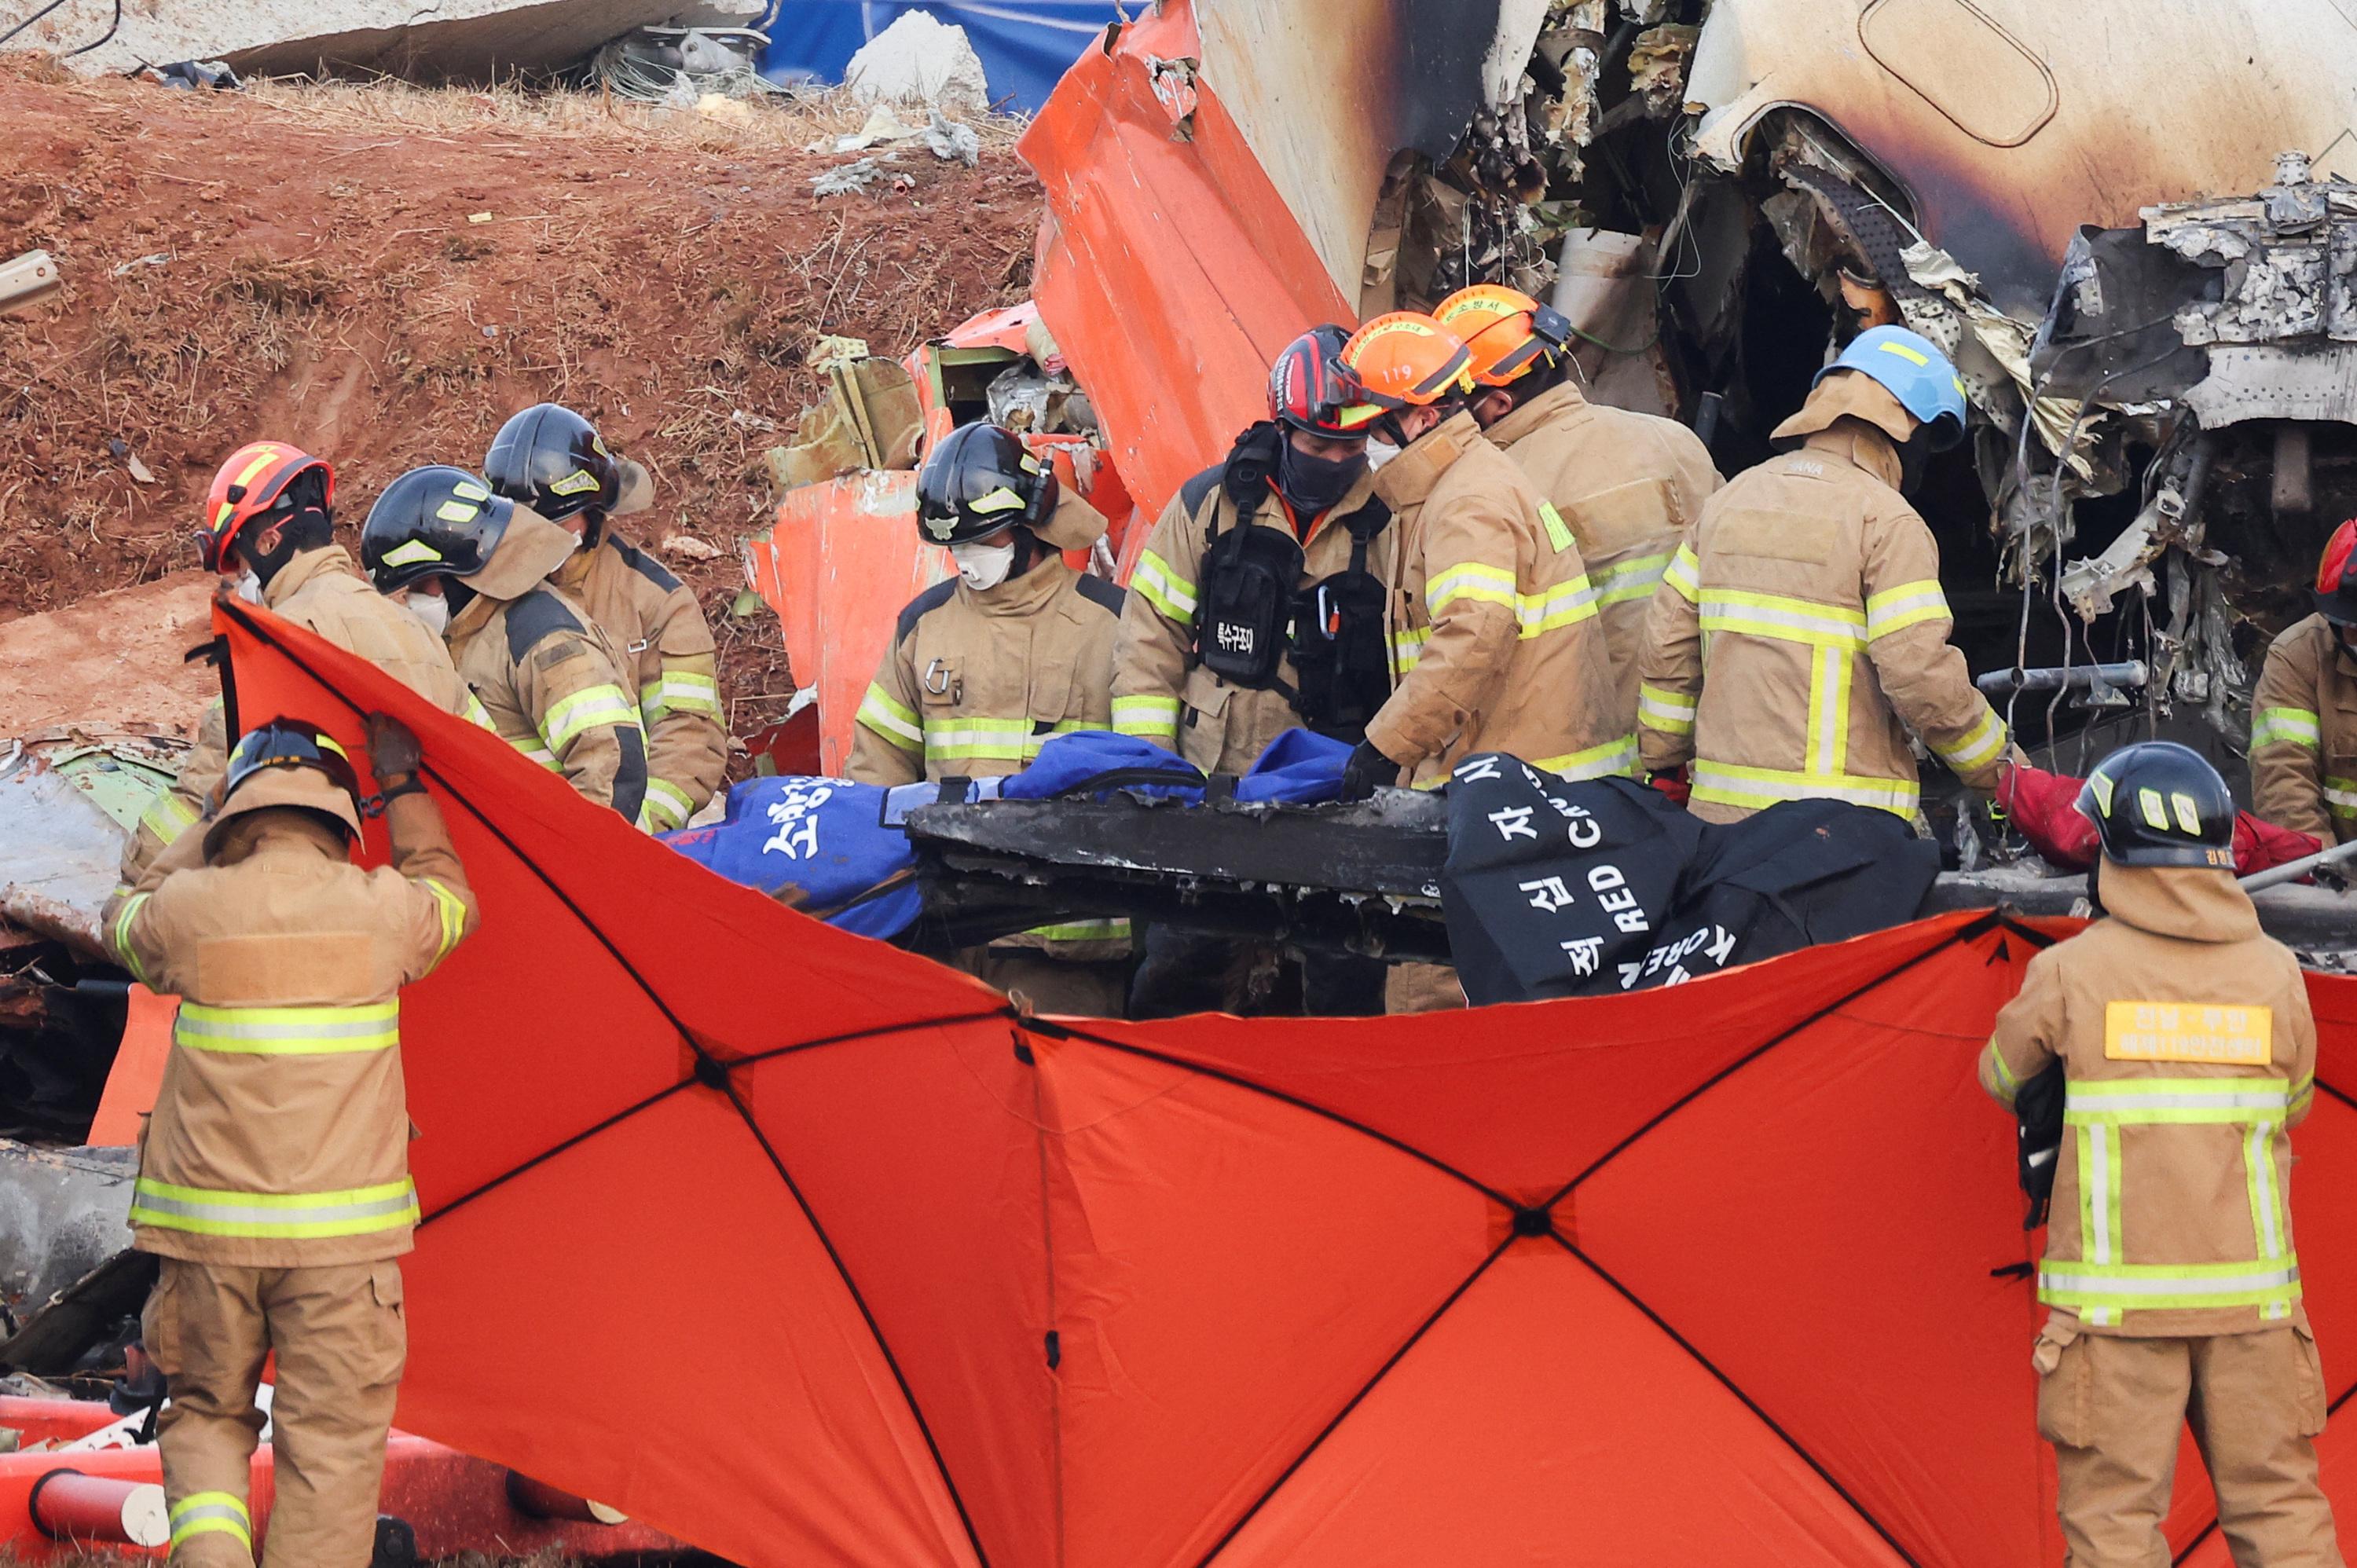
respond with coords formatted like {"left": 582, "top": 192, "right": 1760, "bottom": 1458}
{"left": 2327, "top": 777, "right": 2357, "bottom": 819}
{"left": 1699, "top": 589, "right": 1868, "bottom": 650}
{"left": 1689, "top": 760, "right": 1918, "bottom": 817}
{"left": 112, "top": 891, "right": 155, "bottom": 986}
{"left": 2063, "top": 1078, "right": 2293, "bottom": 1125}
{"left": 2293, "top": 1074, "right": 2316, "bottom": 1118}
{"left": 1805, "top": 643, "right": 1852, "bottom": 776}
{"left": 857, "top": 683, "right": 923, "bottom": 753}
{"left": 460, "top": 690, "right": 497, "bottom": 731}
{"left": 420, "top": 877, "right": 467, "bottom": 962}
{"left": 1935, "top": 706, "right": 2009, "bottom": 773}
{"left": 1425, "top": 561, "right": 1519, "bottom": 616}
{"left": 511, "top": 738, "right": 561, "bottom": 770}
{"left": 1023, "top": 918, "right": 1134, "bottom": 943}
{"left": 1593, "top": 551, "right": 1673, "bottom": 608}
{"left": 1514, "top": 575, "right": 1600, "bottom": 638}
{"left": 1111, "top": 694, "right": 1180, "bottom": 740}
{"left": 1534, "top": 734, "right": 1638, "bottom": 781}
{"left": 1638, "top": 683, "right": 1695, "bottom": 736}
{"left": 1980, "top": 1041, "right": 2022, "bottom": 1104}
{"left": 131, "top": 1177, "right": 420, "bottom": 1239}
{"left": 174, "top": 1000, "right": 399, "bottom": 1055}
{"left": 2037, "top": 1258, "right": 2300, "bottom": 1316}
{"left": 1391, "top": 625, "right": 1431, "bottom": 675}
{"left": 1132, "top": 550, "right": 1197, "bottom": 625}
{"left": 646, "top": 669, "right": 721, "bottom": 720}
{"left": 1864, "top": 578, "right": 1951, "bottom": 639}
{"left": 639, "top": 777, "right": 695, "bottom": 833}
{"left": 170, "top": 1492, "right": 251, "bottom": 1552}
{"left": 2253, "top": 707, "right": 2322, "bottom": 749}
{"left": 541, "top": 684, "right": 642, "bottom": 754}
{"left": 1662, "top": 544, "right": 1700, "bottom": 604}
{"left": 138, "top": 788, "right": 200, "bottom": 845}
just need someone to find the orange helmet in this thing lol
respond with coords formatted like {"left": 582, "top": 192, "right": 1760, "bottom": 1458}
{"left": 1337, "top": 313, "right": 1475, "bottom": 412}
{"left": 1435, "top": 284, "right": 1572, "bottom": 387}
{"left": 197, "top": 441, "right": 335, "bottom": 571}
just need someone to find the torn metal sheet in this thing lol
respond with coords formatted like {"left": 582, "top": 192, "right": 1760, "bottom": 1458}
{"left": 0, "top": 738, "right": 178, "bottom": 962}
{"left": 1687, "top": 0, "right": 2357, "bottom": 317}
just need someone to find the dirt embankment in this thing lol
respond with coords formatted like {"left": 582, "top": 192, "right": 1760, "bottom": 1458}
{"left": 0, "top": 59, "right": 1043, "bottom": 743}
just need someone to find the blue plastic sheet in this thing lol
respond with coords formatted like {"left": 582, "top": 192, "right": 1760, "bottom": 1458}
{"left": 755, "top": 1, "right": 1120, "bottom": 114}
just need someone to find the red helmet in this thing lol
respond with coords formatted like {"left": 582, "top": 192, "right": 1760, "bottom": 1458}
{"left": 197, "top": 441, "right": 335, "bottom": 572}
{"left": 1268, "top": 324, "right": 1379, "bottom": 438}
{"left": 2318, "top": 518, "right": 2357, "bottom": 626}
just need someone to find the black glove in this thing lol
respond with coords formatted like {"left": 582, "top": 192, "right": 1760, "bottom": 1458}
{"left": 1339, "top": 739, "right": 1397, "bottom": 803}
{"left": 365, "top": 713, "right": 423, "bottom": 788}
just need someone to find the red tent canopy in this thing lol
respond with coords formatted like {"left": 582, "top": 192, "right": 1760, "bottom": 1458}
{"left": 214, "top": 600, "right": 2357, "bottom": 1565}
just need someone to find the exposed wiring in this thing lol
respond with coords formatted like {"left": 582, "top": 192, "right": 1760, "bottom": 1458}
{"left": 0, "top": 0, "right": 68, "bottom": 51}
{"left": 62, "top": 0, "right": 117, "bottom": 57}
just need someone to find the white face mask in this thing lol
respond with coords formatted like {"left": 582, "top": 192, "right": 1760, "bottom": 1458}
{"left": 1365, "top": 438, "right": 1402, "bottom": 471}
{"left": 951, "top": 537, "right": 1017, "bottom": 592}
{"left": 405, "top": 591, "right": 450, "bottom": 637}
{"left": 231, "top": 570, "right": 266, "bottom": 605}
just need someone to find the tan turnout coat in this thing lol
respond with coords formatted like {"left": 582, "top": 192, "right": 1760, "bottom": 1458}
{"left": 1364, "top": 410, "right": 1628, "bottom": 787}
{"left": 2251, "top": 612, "right": 2357, "bottom": 844}
{"left": 1979, "top": 863, "right": 2317, "bottom": 1339}
{"left": 104, "top": 790, "right": 478, "bottom": 1268}
{"left": 1483, "top": 382, "right": 1721, "bottom": 730}
{"left": 1635, "top": 374, "right": 2010, "bottom": 823}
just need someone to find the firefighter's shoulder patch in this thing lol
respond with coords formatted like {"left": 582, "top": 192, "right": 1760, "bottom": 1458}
{"left": 504, "top": 588, "right": 585, "bottom": 663}
{"left": 894, "top": 579, "right": 959, "bottom": 646}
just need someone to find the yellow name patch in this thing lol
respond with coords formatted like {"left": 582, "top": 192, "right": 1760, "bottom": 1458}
{"left": 2104, "top": 1002, "right": 2274, "bottom": 1065}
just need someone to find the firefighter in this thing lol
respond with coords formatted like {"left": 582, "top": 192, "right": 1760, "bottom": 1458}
{"left": 2250, "top": 517, "right": 2357, "bottom": 844}
{"left": 1111, "top": 324, "right": 1397, "bottom": 1016}
{"left": 121, "top": 442, "right": 486, "bottom": 887}
{"left": 102, "top": 714, "right": 478, "bottom": 1568}
{"left": 1979, "top": 742, "right": 2341, "bottom": 1566}
{"left": 483, "top": 404, "right": 727, "bottom": 833}
{"left": 1434, "top": 284, "right": 1721, "bottom": 730}
{"left": 1338, "top": 310, "right": 1627, "bottom": 797}
{"left": 846, "top": 422, "right": 1129, "bottom": 1016}
{"left": 361, "top": 466, "right": 649, "bottom": 822}
{"left": 1636, "top": 325, "right": 2011, "bottom": 822}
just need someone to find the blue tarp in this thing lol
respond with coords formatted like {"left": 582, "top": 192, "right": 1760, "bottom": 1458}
{"left": 755, "top": 1, "right": 1120, "bottom": 114}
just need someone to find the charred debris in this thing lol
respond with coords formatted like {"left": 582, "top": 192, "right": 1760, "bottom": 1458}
{"left": 1354, "top": 0, "right": 2355, "bottom": 775}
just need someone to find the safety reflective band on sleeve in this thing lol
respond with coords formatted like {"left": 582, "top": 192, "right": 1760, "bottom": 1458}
{"left": 1131, "top": 550, "right": 1197, "bottom": 626}
{"left": 170, "top": 1492, "right": 251, "bottom": 1552}
{"left": 1864, "top": 579, "right": 1952, "bottom": 639}
{"left": 1391, "top": 625, "right": 1431, "bottom": 675}
{"left": 856, "top": 683, "right": 924, "bottom": 753}
{"left": 2326, "top": 776, "right": 2357, "bottom": 819}
{"left": 419, "top": 878, "right": 468, "bottom": 962}
{"left": 1536, "top": 735, "right": 1637, "bottom": 781}
{"left": 1425, "top": 562, "right": 1519, "bottom": 617}
{"left": 1699, "top": 589, "right": 1868, "bottom": 650}
{"left": 2063, "top": 1078, "right": 2293, "bottom": 1124}
{"left": 2252, "top": 706, "right": 2322, "bottom": 749}
{"left": 1689, "top": 760, "right": 1919, "bottom": 818}
{"left": 2038, "top": 1259, "right": 2301, "bottom": 1317}
{"left": 174, "top": 1001, "right": 399, "bottom": 1055}
{"left": 1025, "top": 918, "right": 1133, "bottom": 943}
{"left": 1513, "top": 576, "right": 1600, "bottom": 639}
{"left": 2293, "top": 1075, "right": 2316, "bottom": 1116}
{"left": 1934, "top": 706, "right": 2010, "bottom": 774}
{"left": 922, "top": 716, "right": 1085, "bottom": 768}
{"left": 1662, "top": 544, "right": 1700, "bottom": 604}
{"left": 138, "top": 789, "right": 200, "bottom": 846}
{"left": 1111, "top": 694, "right": 1180, "bottom": 739}
{"left": 1593, "top": 551, "right": 1673, "bottom": 608}
{"left": 1979, "top": 1041, "right": 2022, "bottom": 1104}
{"left": 648, "top": 669, "right": 722, "bottom": 719}
{"left": 110, "top": 892, "right": 155, "bottom": 986}
{"left": 640, "top": 777, "right": 695, "bottom": 833}
{"left": 460, "top": 691, "right": 497, "bottom": 731}
{"left": 132, "top": 1177, "right": 420, "bottom": 1238}
{"left": 541, "top": 685, "right": 643, "bottom": 755}
{"left": 509, "top": 738, "right": 560, "bottom": 770}
{"left": 1638, "top": 684, "right": 1697, "bottom": 736}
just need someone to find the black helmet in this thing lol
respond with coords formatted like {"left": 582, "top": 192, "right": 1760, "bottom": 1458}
{"left": 1269, "top": 324, "right": 1376, "bottom": 438}
{"left": 2076, "top": 741, "right": 2236, "bottom": 869}
{"left": 484, "top": 403, "right": 620, "bottom": 522}
{"left": 361, "top": 466, "right": 515, "bottom": 592}
{"left": 223, "top": 717, "right": 364, "bottom": 804}
{"left": 915, "top": 422, "right": 1058, "bottom": 546}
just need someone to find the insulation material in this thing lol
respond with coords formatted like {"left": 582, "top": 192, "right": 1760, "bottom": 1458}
{"left": 207, "top": 598, "right": 2357, "bottom": 1568}
{"left": 1900, "top": 240, "right": 2094, "bottom": 478}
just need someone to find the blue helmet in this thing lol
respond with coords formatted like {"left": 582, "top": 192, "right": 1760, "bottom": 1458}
{"left": 1814, "top": 326, "right": 1969, "bottom": 450}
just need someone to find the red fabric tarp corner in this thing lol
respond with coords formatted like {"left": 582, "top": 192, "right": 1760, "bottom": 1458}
{"left": 213, "top": 599, "right": 2357, "bottom": 1565}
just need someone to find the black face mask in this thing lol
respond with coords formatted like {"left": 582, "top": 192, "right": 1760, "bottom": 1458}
{"left": 1897, "top": 428, "right": 1937, "bottom": 495}
{"left": 442, "top": 577, "right": 479, "bottom": 619}
{"left": 1276, "top": 440, "right": 1368, "bottom": 518}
